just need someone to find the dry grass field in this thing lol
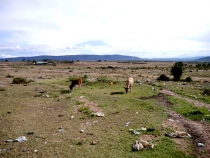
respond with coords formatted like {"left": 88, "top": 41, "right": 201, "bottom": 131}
{"left": 0, "top": 61, "right": 210, "bottom": 158}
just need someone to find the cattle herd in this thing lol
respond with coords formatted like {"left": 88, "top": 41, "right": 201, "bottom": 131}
{"left": 70, "top": 77, "right": 134, "bottom": 94}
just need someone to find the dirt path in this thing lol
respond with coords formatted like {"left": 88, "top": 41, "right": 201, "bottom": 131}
{"left": 160, "top": 89, "right": 210, "bottom": 110}
{"left": 159, "top": 89, "right": 210, "bottom": 158}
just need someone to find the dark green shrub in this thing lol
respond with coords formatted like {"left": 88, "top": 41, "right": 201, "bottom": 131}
{"left": 12, "top": 77, "right": 27, "bottom": 84}
{"left": 157, "top": 74, "right": 170, "bottom": 81}
{"left": 107, "top": 66, "right": 114, "bottom": 69}
{"left": 203, "top": 89, "right": 210, "bottom": 96}
{"left": 185, "top": 76, "right": 193, "bottom": 82}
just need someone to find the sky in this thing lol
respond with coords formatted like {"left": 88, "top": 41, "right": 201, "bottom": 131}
{"left": 0, "top": 0, "right": 210, "bottom": 58}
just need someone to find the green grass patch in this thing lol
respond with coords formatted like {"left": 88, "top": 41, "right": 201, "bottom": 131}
{"left": 168, "top": 96, "right": 210, "bottom": 122}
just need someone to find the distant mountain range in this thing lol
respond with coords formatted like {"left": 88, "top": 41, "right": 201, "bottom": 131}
{"left": 0, "top": 54, "right": 141, "bottom": 62}
{"left": 194, "top": 56, "right": 210, "bottom": 62}
{"left": 0, "top": 54, "right": 209, "bottom": 62}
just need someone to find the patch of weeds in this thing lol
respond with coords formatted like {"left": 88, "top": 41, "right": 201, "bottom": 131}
{"left": 66, "top": 96, "right": 73, "bottom": 99}
{"left": 168, "top": 97, "right": 210, "bottom": 121}
{"left": 27, "top": 79, "right": 34, "bottom": 83}
{"left": 76, "top": 101, "right": 85, "bottom": 105}
{"left": 82, "top": 75, "right": 89, "bottom": 83}
{"left": 6, "top": 74, "right": 14, "bottom": 78}
{"left": 78, "top": 106, "right": 92, "bottom": 116}
{"left": 60, "top": 90, "right": 69, "bottom": 94}
{"left": 12, "top": 65, "right": 22, "bottom": 68}
{"left": 12, "top": 77, "right": 27, "bottom": 84}
{"left": 34, "top": 93, "right": 43, "bottom": 97}
{"left": 184, "top": 110, "right": 210, "bottom": 121}
{"left": 100, "top": 66, "right": 107, "bottom": 70}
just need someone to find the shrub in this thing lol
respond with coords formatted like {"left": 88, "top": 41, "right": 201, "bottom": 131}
{"left": 157, "top": 74, "right": 170, "bottom": 81}
{"left": 185, "top": 76, "right": 193, "bottom": 82}
{"left": 203, "top": 90, "right": 210, "bottom": 96}
{"left": 12, "top": 77, "right": 27, "bottom": 84}
{"left": 6, "top": 74, "right": 14, "bottom": 78}
{"left": 107, "top": 66, "right": 114, "bottom": 69}
{"left": 171, "top": 62, "right": 183, "bottom": 81}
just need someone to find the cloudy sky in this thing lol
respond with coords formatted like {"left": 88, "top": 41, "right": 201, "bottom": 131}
{"left": 0, "top": 0, "right": 210, "bottom": 58}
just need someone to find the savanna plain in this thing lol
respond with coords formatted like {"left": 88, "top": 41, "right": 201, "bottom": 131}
{"left": 0, "top": 61, "right": 210, "bottom": 158}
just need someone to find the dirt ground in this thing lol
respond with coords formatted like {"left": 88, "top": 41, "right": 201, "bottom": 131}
{"left": 1, "top": 62, "right": 210, "bottom": 157}
{"left": 140, "top": 90, "right": 210, "bottom": 158}
{"left": 156, "top": 90, "right": 210, "bottom": 158}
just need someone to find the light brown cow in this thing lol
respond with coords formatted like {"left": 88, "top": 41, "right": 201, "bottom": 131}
{"left": 69, "top": 78, "right": 82, "bottom": 93}
{"left": 124, "top": 77, "right": 134, "bottom": 94}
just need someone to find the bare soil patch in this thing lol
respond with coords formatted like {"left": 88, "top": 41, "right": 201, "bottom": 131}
{"left": 158, "top": 89, "right": 210, "bottom": 158}
{"left": 141, "top": 90, "right": 210, "bottom": 158}
{"left": 73, "top": 97, "right": 103, "bottom": 114}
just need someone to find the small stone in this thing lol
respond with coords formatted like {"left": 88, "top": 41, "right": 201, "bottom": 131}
{"left": 198, "top": 143, "right": 205, "bottom": 147}
{"left": 91, "top": 141, "right": 97, "bottom": 145}
{"left": 34, "top": 149, "right": 38, "bottom": 152}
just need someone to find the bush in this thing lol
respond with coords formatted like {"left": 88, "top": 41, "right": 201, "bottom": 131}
{"left": 171, "top": 62, "right": 183, "bottom": 81}
{"left": 157, "top": 74, "right": 170, "bottom": 81}
{"left": 185, "top": 76, "right": 193, "bottom": 82}
{"left": 6, "top": 74, "right": 14, "bottom": 78}
{"left": 203, "top": 90, "right": 210, "bottom": 96}
{"left": 12, "top": 77, "right": 27, "bottom": 84}
{"left": 107, "top": 66, "right": 114, "bottom": 69}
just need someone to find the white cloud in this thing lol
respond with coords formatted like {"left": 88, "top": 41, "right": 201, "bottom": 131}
{"left": 0, "top": 0, "right": 210, "bottom": 58}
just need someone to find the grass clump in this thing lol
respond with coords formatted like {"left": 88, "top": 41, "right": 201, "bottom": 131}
{"left": 12, "top": 77, "right": 27, "bottom": 84}
{"left": 12, "top": 77, "right": 33, "bottom": 84}
{"left": 6, "top": 74, "right": 14, "bottom": 78}
{"left": 78, "top": 106, "right": 93, "bottom": 116}
{"left": 168, "top": 97, "right": 210, "bottom": 122}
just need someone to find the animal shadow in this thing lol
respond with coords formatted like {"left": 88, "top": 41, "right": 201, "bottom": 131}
{"left": 111, "top": 92, "right": 124, "bottom": 95}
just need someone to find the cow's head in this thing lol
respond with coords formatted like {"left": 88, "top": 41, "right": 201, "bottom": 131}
{"left": 124, "top": 87, "right": 129, "bottom": 94}
{"left": 69, "top": 86, "right": 74, "bottom": 93}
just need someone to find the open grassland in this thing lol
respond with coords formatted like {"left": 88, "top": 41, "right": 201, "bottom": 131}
{"left": 0, "top": 61, "right": 210, "bottom": 158}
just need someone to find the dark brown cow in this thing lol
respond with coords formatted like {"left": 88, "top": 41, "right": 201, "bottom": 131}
{"left": 69, "top": 78, "right": 82, "bottom": 93}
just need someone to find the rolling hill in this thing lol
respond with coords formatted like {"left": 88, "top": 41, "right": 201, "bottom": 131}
{"left": 0, "top": 54, "right": 141, "bottom": 62}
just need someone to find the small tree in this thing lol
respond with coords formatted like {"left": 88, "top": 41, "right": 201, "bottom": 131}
{"left": 171, "top": 62, "right": 183, "bottom": 81}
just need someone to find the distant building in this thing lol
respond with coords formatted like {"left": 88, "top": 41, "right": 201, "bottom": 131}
{"left": 34, "top": 61, "right": 48, "bottom": 65}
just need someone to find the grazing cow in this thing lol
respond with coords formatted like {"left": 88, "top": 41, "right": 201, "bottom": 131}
{"left": 69, "top": 78, "right": 82, "bottom": 93}
{"left": 124, "top": 77, "right": 134, "bottom": 94}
